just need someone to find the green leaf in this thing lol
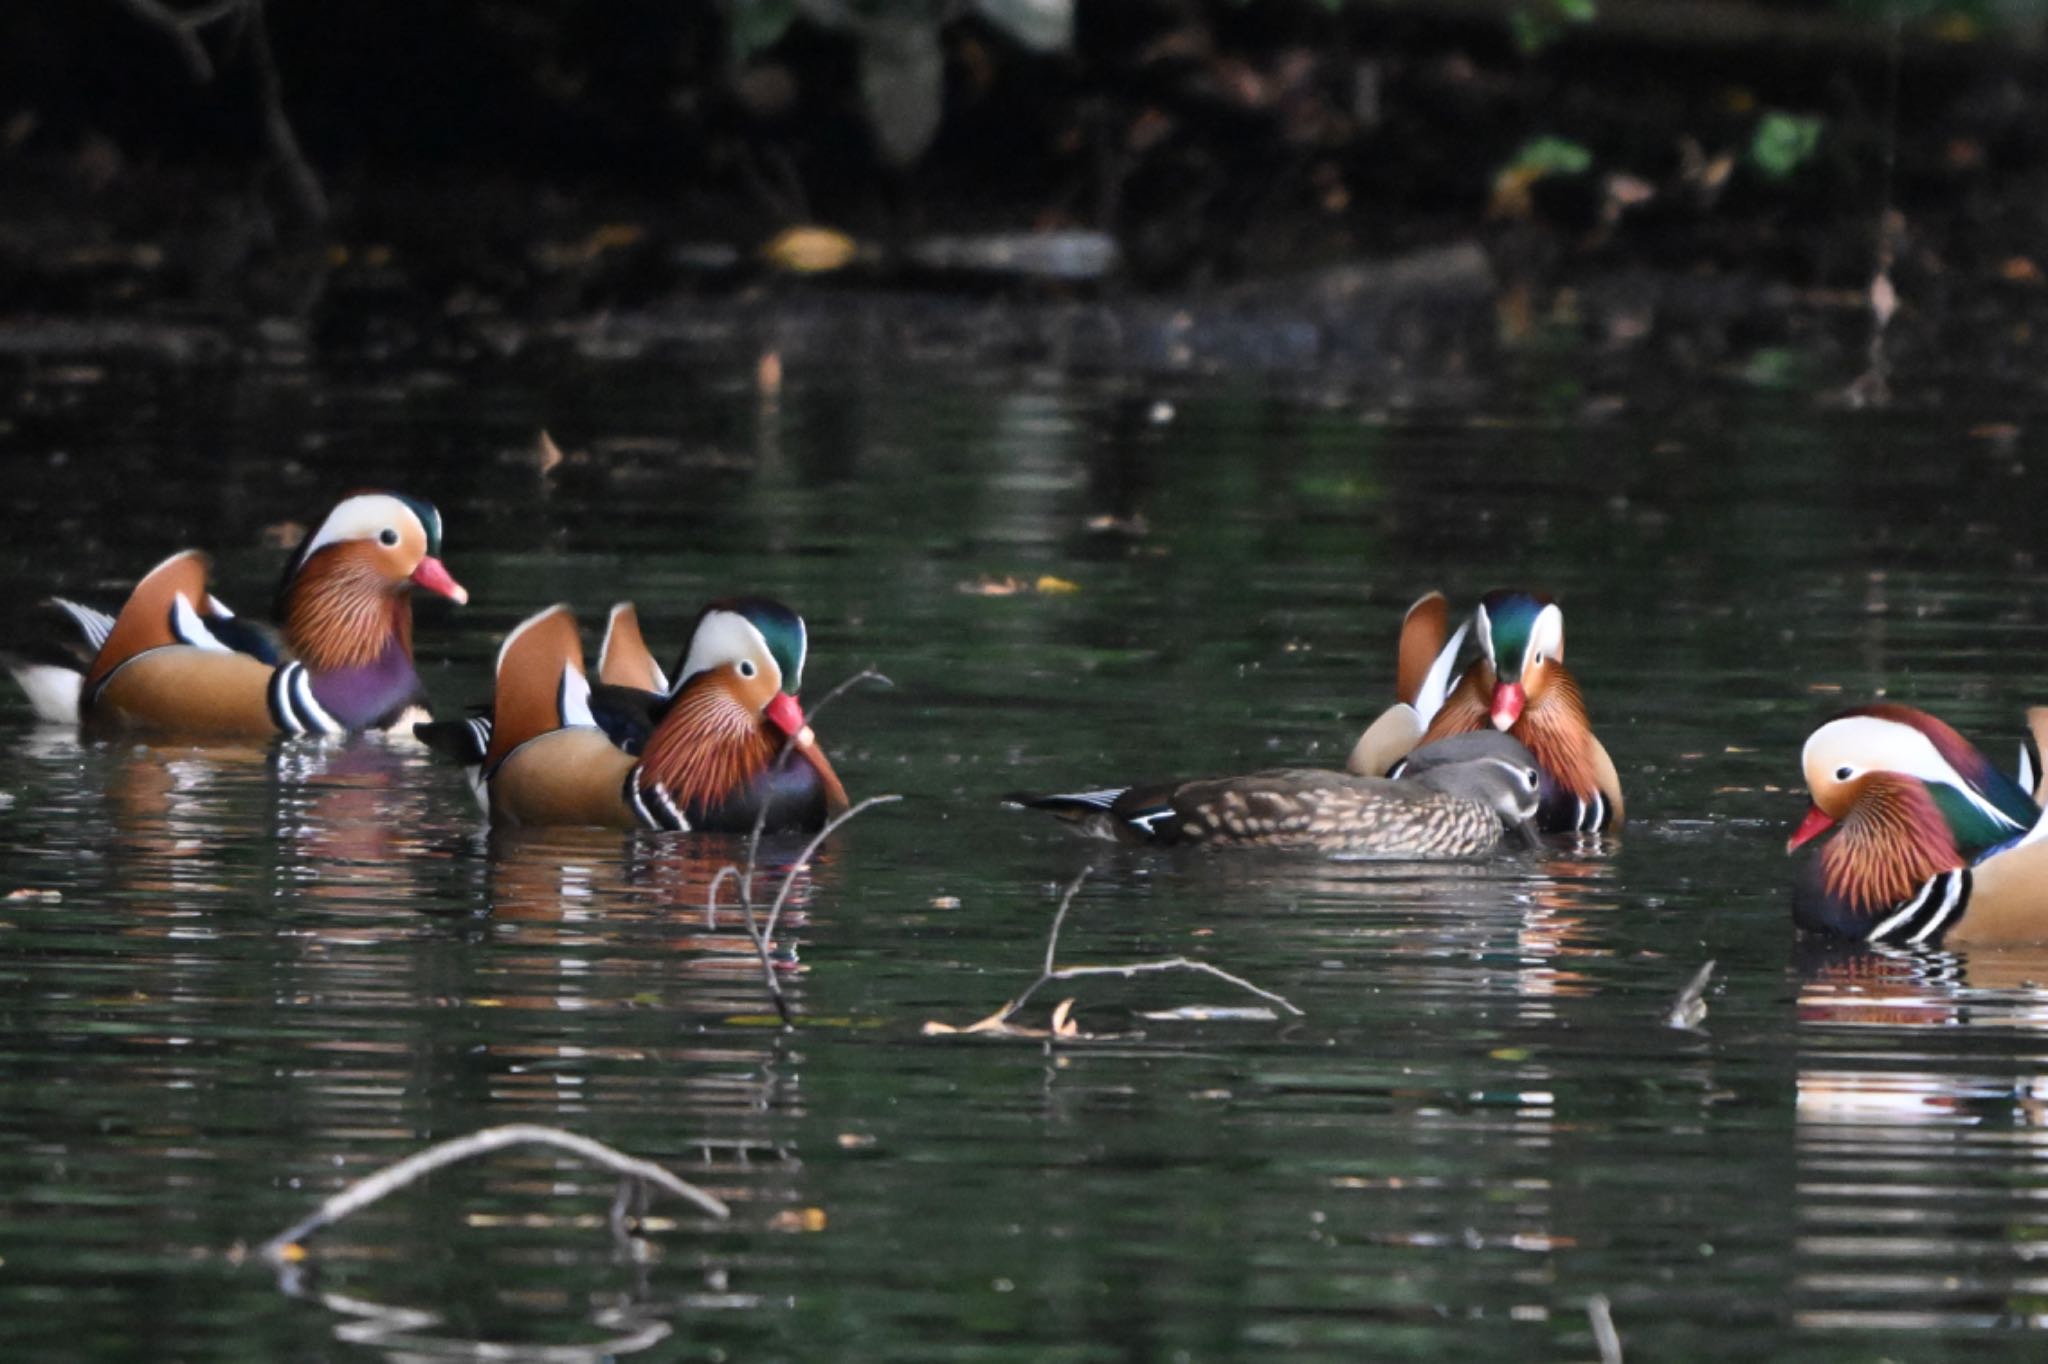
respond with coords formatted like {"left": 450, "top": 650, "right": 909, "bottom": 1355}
{"left": 857, "top": 9, "right": 945, "bottom": 166}
{"left": 731, "top": 0, "right": 799, "bottom": 60}
{"left": 1748, "top": 111, "right": 1823, "bottom": 180}
{"left": 971, "top": 0, "right": 1073, "bottom": 52}
{"left": 1507, "top": 135, "right": 1593, "bottom": 178}
{"left": 1510, "top": 0, "right": 1596, "bottom": 54}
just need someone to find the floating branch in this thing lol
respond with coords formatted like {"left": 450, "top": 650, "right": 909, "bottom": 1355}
{"left": 260, "top": 1123, "right": 728, "bottom": 1263}
{"left": 1663, "top": 959, "right": 1716, "bottom": 1031}
{"left": 1587, "top": 1292, "right": 1623, "bottom": 1364}
{"left": 115, "top": 0, "right": 328, "bottom": 223}
{"left": 709, "top": 794, "right": 903, "bottom": 1027}
{"left": 924, "top": 867, "right": 1304, "bottom": 1039}
{"left": 705, "top": 667, "right": 897, "bottom": 1028}
{"left": 115, "top": 0, "right": 246, "bottom": 80}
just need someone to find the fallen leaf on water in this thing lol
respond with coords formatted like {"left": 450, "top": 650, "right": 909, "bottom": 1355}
{"left": 2003, "top": 257, "right": 2043, "bottom": 284}
{"left": 929, "top": 895, "right": 962, "bottom": 909}
{"left": 769, "top": 1207, "right": 829, "bottom": 1232}
{"left": 836, "top": 1133, "right": 876, "bottom": 1150}
{"left": 535, "top": 430, "right": 565, "bottom": 476}
{"left": 1051, "top": 998, "right": 1080, "bottom": 1037}
{"left": 259, "top": 520, "right": 306, "bottom": 550}
{"left": 1035, "top": 575, "right": 1080, "bottom": 595}
{"left": 959, "top": 575, "right": 1028, "bottom": 597}
{"left": 762, "top": 226, "right": 858, "bottom": 274}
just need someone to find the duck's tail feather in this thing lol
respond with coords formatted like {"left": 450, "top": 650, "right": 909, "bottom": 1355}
{"left": 2022, "top": 706, "right": 2048, "bottom": 808}
{"left": 49, "top": 598, "right": 115, "bottom": 656}
{"left": 1004, "top": 787, "right": 1129, "bottom": 815}
{"left": 1395, "top": 592, "right": 1448, "bottom": 706}
{"left": 83, "top": 550, "right": 214, "bottom": 695}
{"left": 1412, "top": 617, "right": 1469, "bottom": 730}
{"left": 6, "top": 660, "right": 83, "bottom": 724}
{"left": 482, "top": 605, "right": 592, "bottom": 772}
{"left": 598, "top": 602, "right": 669, "bottom": 693}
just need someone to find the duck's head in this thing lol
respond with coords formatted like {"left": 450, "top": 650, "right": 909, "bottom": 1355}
{"left": 282, "top": 492, "right": 467, "bottom": 605}
{"left": 1407, "top": 730, "right": 1545, "bottom": 843}
{"left": 1473, "top": 589, "right": 1564, "bottom": 731}
{"left": 1790, "top": 704, "right": 2037, "bottom": 857}
{"left": 674, "top": 597, "right": 811, "bottom": 741}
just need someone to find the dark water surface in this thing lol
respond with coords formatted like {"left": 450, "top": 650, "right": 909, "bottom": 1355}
{"left": 6, "top": 348, "right": 2048, "bottom": 1361}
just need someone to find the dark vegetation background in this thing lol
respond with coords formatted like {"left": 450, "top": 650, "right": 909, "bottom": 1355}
{"left": 0, "top": 0, "right": 2044, "bottom": 379}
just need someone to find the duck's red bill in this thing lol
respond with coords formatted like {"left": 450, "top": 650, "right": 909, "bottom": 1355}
{"left": 1787, "top": 804, "right": 1836, "bottom": 853}
{"left": 765, "top": 692, "right": 806, "bottom": 739}
{"left": 1489, "top": 681, "right": 1525, "bottom": 730}
{"left": 410, "top": 555, "right": 468, "bottom": 604}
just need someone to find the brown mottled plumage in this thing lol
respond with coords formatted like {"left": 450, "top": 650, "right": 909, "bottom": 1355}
{"left": 1016, "top": 731, "right": 1544, "bottom": 857}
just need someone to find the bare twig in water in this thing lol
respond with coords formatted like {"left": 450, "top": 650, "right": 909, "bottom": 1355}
{"left": 924, "top": 867, "right": 1304, "bottom": 1038}
{"left": 1847, "top": 12, "right": 1902, "bottom": 408}
{"left": 801, "top": 666, "right": 893, "bottom": 729}
{"left": 260, "top": 1124, "right": 728, "bottom": 1263}
{"left": 708, "top": 794, "right": 903, "bottom": 1026}
{"left": 244, "top": 0, "right": 327, "bottom": 222}
{"left": 115, "top": 0, "right": 247, "bottom": 80}
{"left": 701, "top": 667, "right": 895, "bottom": 1025}
{"left": 1587, "top": 1293, "right": 1623, "bottom": 1364}
{"left": 1664, "top": 959, "right": 1716, "bottom": 1031}
{"left": 115, "top": 0, "right": 327, "bottom": 223}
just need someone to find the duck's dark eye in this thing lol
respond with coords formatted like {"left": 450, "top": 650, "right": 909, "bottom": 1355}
{"left": 1524, "top": 768, "right": 1540, "bottom": 791}
{"left": 1835, "top": 766, "right": 1853, "bottom": 781}
{"left": 378, "top": 527, "right": 400, "bottom": 547}
{"left": 737, "top": 659, "right": 758, "bottom": 679}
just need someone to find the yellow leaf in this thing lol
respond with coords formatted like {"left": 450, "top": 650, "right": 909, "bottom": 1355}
{"left": 762, "top": 226, "right": 858, "bottom": 274}
{"left": 1034, "top": 575, "right": 1080, "bottom": 595}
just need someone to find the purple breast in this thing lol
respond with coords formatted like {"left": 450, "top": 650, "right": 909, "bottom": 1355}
{"left": 308, "top": 640, "right": 427, "bottom": 732}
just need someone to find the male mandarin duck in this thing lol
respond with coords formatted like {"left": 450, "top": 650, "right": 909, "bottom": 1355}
{"left": 419, "top": 598, "right": 850, "bottom": 832}
{"left": 1011, "top": 730, "right": 1545, "bottom": 856}
{"left": 6, "top": 492, "right": 465, "bottom": 737}
{"left": 1349, "top": 590, "right": 1623, "bottom": 834}
{"left": 1789, "top": 703, "right": 2048, "bottom": 946}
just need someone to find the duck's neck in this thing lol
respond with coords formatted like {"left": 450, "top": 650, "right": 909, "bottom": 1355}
{"left": 1515, "top": 667, "right": 1598, "bottom": 798}
{"left": 637, "top": 681, "right": 779, "bottom": 817}
{"left": 307, "top": 633, "right": 427, "bottom": 732}
{"left": 1818, "top": 776, "right": 1966, "bottom": 915}
{"left": 282, "top": 555, "right": 413, "bottom": 674}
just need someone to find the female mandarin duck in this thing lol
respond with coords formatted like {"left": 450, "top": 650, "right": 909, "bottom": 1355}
{"left": 1012, "top": 730, "right": 1545, "bottom": 856}
{"left": 1789, "top": 703, "right": 2048, "bottom": 945}
{"left": 422, "top": 598, "right": 850, "bottom": 832}
{"left": 7, "top": 492, "right": 465, "bottom": 736}
{"left": 1349, "top": 590, "right": 1623, "bottom": 834}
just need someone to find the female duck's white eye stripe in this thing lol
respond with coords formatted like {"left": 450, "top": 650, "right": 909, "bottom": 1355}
{"left": 1474, "top": 604, "right": 1496, "bottom": 664}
